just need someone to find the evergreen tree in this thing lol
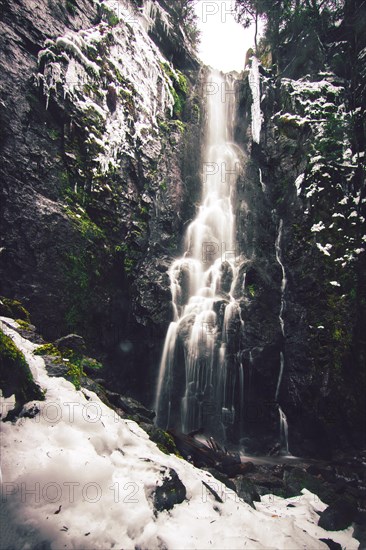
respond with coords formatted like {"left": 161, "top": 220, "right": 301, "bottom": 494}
{"left": 175, "top": 0, "right": 200, "bottom": 47}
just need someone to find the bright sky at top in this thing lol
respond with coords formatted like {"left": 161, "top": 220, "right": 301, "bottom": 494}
{"left": 194, "top": 0, "right": 258, "bottom": 73}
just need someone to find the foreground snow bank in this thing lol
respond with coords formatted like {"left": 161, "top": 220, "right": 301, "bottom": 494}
{"left": 0, "top": 318, "right": 358, "bottom": 549}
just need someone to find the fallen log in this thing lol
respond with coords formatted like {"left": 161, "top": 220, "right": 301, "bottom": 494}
{"left": 168, "top": 430, "right": 252, "bottom": 477}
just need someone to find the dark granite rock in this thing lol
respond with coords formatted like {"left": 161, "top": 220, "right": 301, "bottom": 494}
{"left": 319, "top": 539, "right": 342, "bottom": 550}
{"left": 318, "top": 498, "right": 357, "bottom": 531}
{"left": 232, "top": 476, "right": 261, "bottom": 509}
{"left": 54, "top": 334, "right": 86, "bottom": 355}
{"left": 152, "top": 468, "right": 186, "bottom": 513}
{"left": 284, "top": 468, "right": 337, "bottom": 504}
{"left": 105, "top": 392, "right": 155, "bottom": 423}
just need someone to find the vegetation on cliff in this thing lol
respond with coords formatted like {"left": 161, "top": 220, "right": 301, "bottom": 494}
{"left": 235, "top": 0, "right": 365, "bottom": 452}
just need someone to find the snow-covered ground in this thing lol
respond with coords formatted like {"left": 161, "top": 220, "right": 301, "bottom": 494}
{"left": 0, "top": 318, "right": 359, "bottom": 549}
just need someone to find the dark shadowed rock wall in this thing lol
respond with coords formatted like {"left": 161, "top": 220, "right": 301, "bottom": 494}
{"left": 0, "top": 0, "right": 203, "bottom": 403}
{"left": 231, "top": 0, "right": 365, "bottom": 458}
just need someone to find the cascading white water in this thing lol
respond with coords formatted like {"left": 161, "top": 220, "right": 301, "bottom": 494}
{"left": 274, "top": 219, "right": 290, "bottom": 453}
{"left": 275, "top": 351, "right": 285, "bottom": 402}
{"left": 259, "top": 168, "right": 266, "bottom": 193}
{"left": 275, "top": 219, "right": 287, "bottom": 339}
{"left": 155, "top": 70, "right": 242, "bottom": 438}
{"left": 279, "top": 406, "right": 289, "bottom": 454}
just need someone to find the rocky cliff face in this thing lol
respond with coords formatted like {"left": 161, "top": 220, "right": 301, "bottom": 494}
{"left": 1, "top": 0, "right": 364, "bottom": 459}
{"left": 0, "top": 0, "right": 203, "bottom": 402}
{"left": 232, "top": 0, "right": 365, "bottom": 458}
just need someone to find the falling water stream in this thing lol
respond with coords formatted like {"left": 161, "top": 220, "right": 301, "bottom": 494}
{"left": 155, "top": 60, "right": 290, "bottom": 453}
{"left": 275, "top": 219, "right": 290, "bottom": 454}
{"left": 155, "top": 70, "right": 243, "bottom": 439}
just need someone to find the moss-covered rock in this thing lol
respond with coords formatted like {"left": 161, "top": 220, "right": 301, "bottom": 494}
{"left": 0, "top": 328, "right": 44, "bottom": 418}
{"left": 141, "top": 424, "right": 181, "bottom": 456}
{"left": 15, "top": 319, "right": 31, "bottom": 330}
{"left": 34, "top": 343, "right": 61, "bottom": 357}
{"left": 34, "top": 339, "right": 99, "bottom": 390}
{"left": 0, "top": 297, "right": 30, "bottom": 322}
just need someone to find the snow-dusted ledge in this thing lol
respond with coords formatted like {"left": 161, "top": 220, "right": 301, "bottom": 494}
{"left": 0, "top": 318, "right": 358, "bottom": 549}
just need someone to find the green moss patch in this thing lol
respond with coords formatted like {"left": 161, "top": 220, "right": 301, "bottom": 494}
{"left": 142, "top": 424, "right": 182, "bottom": 457}
{"left": 0, "top": 297, "right": 30, "bottom": 322}
{"left": 36, "top": 341, "right": 104, "bottom": 390}
{"left": 34, "top": 343, "right": 61, "bottom": 357}
{"left": 0, "top": 329, "right": 44, "bottom": 413}
{"left": 15, "top": 319, "right": 31, "bottom": 330}
{"left": 160, "top": 62, "right": 188, "bottom": 120}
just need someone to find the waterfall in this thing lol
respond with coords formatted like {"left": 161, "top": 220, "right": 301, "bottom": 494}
{"left": 275, "top": 351, "right": 284, "bottom": 402}
{"left": 155, "top": 70, "right": 243, "bottom": 439}
{"left": 275, "top": 219, "right": 286, "bottom": 338}
{"left": 248, "top": 57, "right": 262, "bottom": 144}
{"left": 279, "top": 406, "right": 289, "bottom": 455}
{"left": 259, "top": 168, "right": 266, "bottom": 193}
{"left": 274, "top": 219, "right": 290, "bottom": 453}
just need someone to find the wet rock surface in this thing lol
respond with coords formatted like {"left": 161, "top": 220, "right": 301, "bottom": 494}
{"left": 54, "top": 334, "right": 86, "bottom": 355}
{"left": 0, "top": 0, "right": 203, "bottom": 409}
{"left": 204, "top": 452, "right": 366, "bottom": 545}
{"left": 105, "top": 391, "right": 156, "bottom": 423}
{"left": 232, "top": 475, "right": 261, "bottom": 509}
{"left": 318, "top": 498, "right": 358, "bottom": 531}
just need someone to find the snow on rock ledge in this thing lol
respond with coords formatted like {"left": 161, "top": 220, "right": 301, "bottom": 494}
{"left": 37, "top": 0, "right": 175, "bottom": 175}
{"left": 0, "top": 318, "right": 358, "bottom": 549}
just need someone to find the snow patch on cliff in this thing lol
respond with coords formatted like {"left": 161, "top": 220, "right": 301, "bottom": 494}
{"left": 37, "top": 0, "right": 175, "bottom": 174}
{"left": 248, "top": 57, "right": 263, "bottom": 144}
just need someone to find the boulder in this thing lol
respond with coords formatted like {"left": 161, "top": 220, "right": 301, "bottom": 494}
{"left": 318, "top": 498, "right": 357, "bottom": 531}
{"left": 232, "top": 476, "right": 261, "bottom": 509}
{"left": 319, "top": 539, "right": 342, "bottom": 550}
{"left": 140, "top": 424, "right": 179, "bottom": 455}
{"left": 54, "top": 334, "right": 86, "bottom": 355}
{"left": 0, "top": 297, "right": 30, "bottom": 321}
{"left": 152, "top": 468, "right": 186, "bottom": 513}
{"left": 284, "top": 468, "right": 337, "bottom": 504}
{"left": 105, "top": 392, "right": 155, "bottom": 423}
